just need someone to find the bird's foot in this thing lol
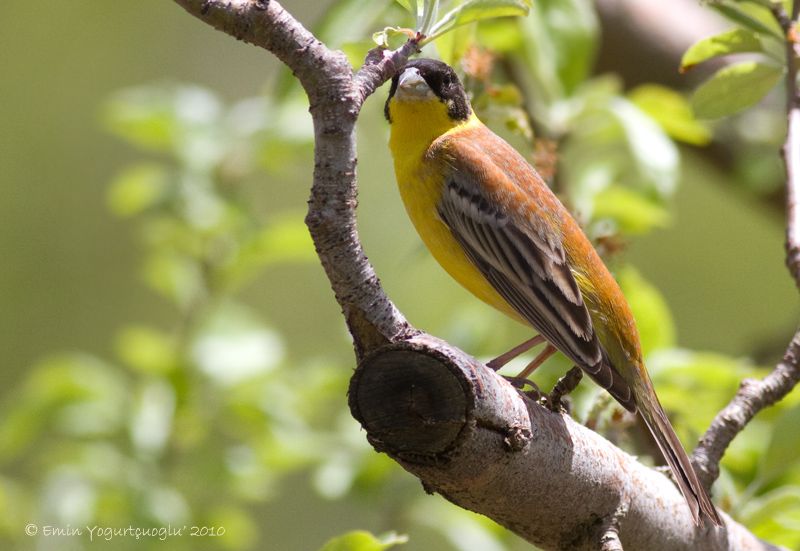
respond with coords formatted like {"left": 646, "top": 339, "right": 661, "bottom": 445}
{"left": 541, "top": 366, "right": 583, "bottom": 413}
{"left": 502, "top": 375, "right": 543, "bottom": 401}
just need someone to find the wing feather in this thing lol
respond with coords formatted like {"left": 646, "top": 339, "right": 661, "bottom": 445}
{"left": 438, "top": 177, "right": 635, "bottom": 410}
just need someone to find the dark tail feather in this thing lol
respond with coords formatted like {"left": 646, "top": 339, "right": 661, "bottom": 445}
{"left": 639, "top": 399, "right": 723, "bottom": 527}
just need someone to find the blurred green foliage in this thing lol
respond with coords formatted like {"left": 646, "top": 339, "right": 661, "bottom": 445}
{"left": 319, "top": 530, "right": 407, "bottom": 551}
{"left": 685, "top": 1, "right": 785, "bottom": 120}
{"left": 2, "top": 0, "right": 800, "bottom": 549}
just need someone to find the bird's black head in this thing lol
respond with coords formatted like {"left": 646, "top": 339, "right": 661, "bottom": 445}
{"left": 384, "top": 58, "right": 471, "bottom": 123}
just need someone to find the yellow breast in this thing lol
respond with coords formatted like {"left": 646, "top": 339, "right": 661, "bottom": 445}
{"left": 387, "top": 99, "right": 525, "bottom": 323}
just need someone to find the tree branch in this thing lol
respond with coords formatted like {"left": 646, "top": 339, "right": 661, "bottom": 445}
{"left": 694, "top": 330, "right": 800, "bottom": 488}
{"left": 692, "top": 1, "right": 800, "bottom": 489}
{"left": 775, "top": 0, "right": 800, "bottom": 285}
{"left": 349, "top": 335, "right": 781, "bottom": 551}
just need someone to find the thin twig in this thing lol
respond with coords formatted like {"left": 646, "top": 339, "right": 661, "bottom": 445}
{"left": 777, "top": 0, "right": 800, "bottom": 285}
{"left": 692, "top": 3, "right": 800, "bottom": 487}
{"left": 693, "top": 330, "right": 800, "bottom": 488}
{"left": 354, "top": 39, "right": 421, "bottom": 101}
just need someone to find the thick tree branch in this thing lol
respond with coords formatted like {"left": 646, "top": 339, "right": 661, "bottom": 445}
{"left": 692, "top": 1, "right": 800, "bottom": 489}
{"left": 349, "top": 335, "right": 780, "bottom": 551}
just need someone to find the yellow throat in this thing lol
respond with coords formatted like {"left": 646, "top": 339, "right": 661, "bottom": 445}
{"left": 386, "top": 94, "right": 524, "bottom": 322}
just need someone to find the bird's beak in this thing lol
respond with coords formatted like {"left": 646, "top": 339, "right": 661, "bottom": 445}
{"left": 395, "top": 67, "right": 433, "bottom": 99}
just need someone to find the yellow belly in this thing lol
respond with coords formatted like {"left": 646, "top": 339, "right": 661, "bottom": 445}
{"left": 394, "top": 158, "right": 525, "bottom": 324}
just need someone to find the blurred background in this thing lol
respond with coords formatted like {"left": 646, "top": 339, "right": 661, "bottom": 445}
{"left": 3, "top": 0, "right": 800, "bottom": 549}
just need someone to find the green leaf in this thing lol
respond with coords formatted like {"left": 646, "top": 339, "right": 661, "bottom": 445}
{"left": 681, "top": 28, "right": 765, "bottom": 72}
{"left": 559, "top": 78, "right": 677, "bottom": 221}
{"left": 372, "top": 27, "right": 414, "bottom": 48}
{"left": 610, "top": 98, "right": 679, "bottom": 198}
{"left": 107, "top": 163, "right": 170, "bottom": 217}
{"left": 508, "top": 0, "right": 598, "bottom": 110}
{"left": 319, "top": 530, "right": 408, "bottom": 551}
{"left": 419, "top": 0, "right": 441, "bottom": 34}
{"left": 711, "top": 3, "right": 783, "bottom": 41}
{"left": 628, "top": 84, "right": 711, "bottom": 146}
{"left": 411, "top": 500, "right": 507, "bottom": 551}
{"left": 593, "top": 186, "right": 670, "bottom": 235}
{"left": 0, "top": 354, "right": 128, "bottom": 459}
{"left": 403, "top": 0, "right": 425, "bottom": 21}
{"left": 416, "top": 0, "right": 432, "bottom": 23}
{"left": 395, "top": 0, "right": 414, "bottom": 13}
{"left": 115, "top": 325, "right": 177, "bottom": 375}
{"left": 536, "top": 0, "right": 598, "bottom": 95}
{"left": 425, "top": 0, "right": 531, "bottom": 43}
{"left": 691, "top": 61, "right": 783, "bottom": 119}
{"left": 104, "top": 92, "right": 175, "bottom": 152}
{"left": 129, "top": 380, "right": 175, "bottom": 454}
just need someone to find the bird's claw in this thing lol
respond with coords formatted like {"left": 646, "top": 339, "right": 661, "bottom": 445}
{"left": 542, "top": 366, "right": 583, "bottom": 413}
{"left": 502, "top": 375, "right": 542, "bottom": 399}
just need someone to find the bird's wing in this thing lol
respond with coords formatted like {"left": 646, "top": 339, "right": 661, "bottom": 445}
{"left": 434, "top": 137, "right": 635, "bottom": 410}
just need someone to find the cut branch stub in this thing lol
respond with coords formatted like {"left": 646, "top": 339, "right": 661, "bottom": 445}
{"left": 348, "top": 334, "right": 776, "bottom": 551}
{"left": 348, "top": 334, "right": 533, "bottom": 463}
{"left": 349, "top": 344, "right": 472, "bottom": 461}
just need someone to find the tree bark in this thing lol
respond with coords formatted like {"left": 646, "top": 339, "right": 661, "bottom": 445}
{"left": 349, "top": 334, "right": 780, "bottom": 551}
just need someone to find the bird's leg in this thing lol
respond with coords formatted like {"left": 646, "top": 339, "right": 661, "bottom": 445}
{"left": 502, "top": 343, "right": 557, "bottom": 401}
{"left": 543, "top": 366, "right": 583, "bottom": 413}
{"left": 486, "top": 335, "right": 546, "bottom": 371}
{"left": 514, "top": 343, "right": 557, "bottom": 380}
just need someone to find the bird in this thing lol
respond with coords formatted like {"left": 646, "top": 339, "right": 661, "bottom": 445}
{"left": 384, "top": 57, "right": 721, "bottom": 527}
